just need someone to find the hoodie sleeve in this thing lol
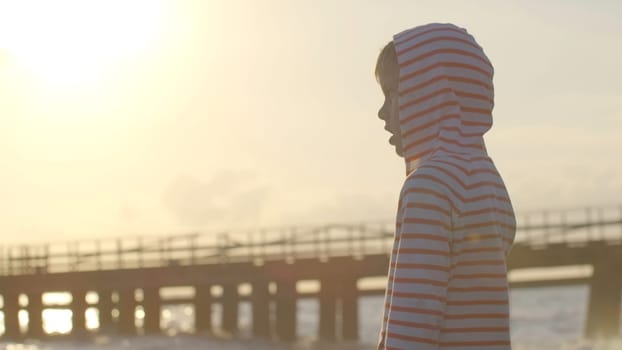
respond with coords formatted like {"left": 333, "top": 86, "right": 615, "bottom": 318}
{"left": 379, "top": 177, "right": 452, "bottom": 350}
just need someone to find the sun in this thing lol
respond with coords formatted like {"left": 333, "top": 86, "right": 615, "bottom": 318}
{"left": 0, "top": 0, "right": 166, "bottom": 88}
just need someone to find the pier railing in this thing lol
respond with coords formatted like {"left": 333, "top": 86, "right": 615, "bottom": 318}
{"left": 517, "top": 205, "right": 622, "bottom": 246}
{"left": 1, "top": 205, "right": 621, "bottom": 276}
{"left": 0, "top": 223, "right": 394, "bottom": 275}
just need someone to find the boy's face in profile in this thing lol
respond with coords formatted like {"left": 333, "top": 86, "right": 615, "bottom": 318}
{"left": 377, "top": 53, "right": 404, "bottom": 157}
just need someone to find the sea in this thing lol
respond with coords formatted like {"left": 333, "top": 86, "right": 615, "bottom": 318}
{"left": 1, "top": 285, "right": 621, "bottom": 350}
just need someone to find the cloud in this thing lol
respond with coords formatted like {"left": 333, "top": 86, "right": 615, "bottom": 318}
{"left": 276, "top": 191, "right": 396, "bottom": 226}
{"left": 487, "top": 125, "right": 622, "bottom": 211}
{"left": 163, "top": 170, "right": 270, "bottom": 228}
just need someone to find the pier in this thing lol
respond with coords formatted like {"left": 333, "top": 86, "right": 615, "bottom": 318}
{"left": 1, "top": 205, "right": 621, "bottom": 341}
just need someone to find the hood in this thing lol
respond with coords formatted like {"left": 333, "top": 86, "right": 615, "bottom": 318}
{"left": 393, "top": 23, "right": 494, "bottom": 175}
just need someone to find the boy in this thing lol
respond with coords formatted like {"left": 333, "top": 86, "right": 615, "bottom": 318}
{"left": 375, "top": 23, "right": 516, "bottom": 349}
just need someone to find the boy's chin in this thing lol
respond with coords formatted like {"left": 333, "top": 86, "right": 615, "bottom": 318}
{"left": 394, "top": 146, "right": 404, "bottom": 157}
{"left": 388, "top": 138, "right": 404, "bottom": 156}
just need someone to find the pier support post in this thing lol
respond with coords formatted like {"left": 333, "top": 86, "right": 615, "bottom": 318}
{"left": 2, "top": 291, "right": 21, "bottom": 339}
{"left": 70, "top": 289, "right": 88, "bottom": 335}
{"left": 275, "top": 278, "right": 296, "bottom": 341}
{"left": 117, "top": 289, "right": 136, "bottom": 335}
{"left": 195, "top": 284, "right": 212, "bottom": 333}
{"left": 586, "top": 257, "right": 622, "bottom": 338}
{"left": 319, "top": 277, "right": 337, "bottom": 341}
{"left": 221, "top": 283, "right": 238, "bottom": 334}
{"left": 26, "top": 292, "right": 44, "bottom": 338}
{"left": 142, "top": 288, "right": 160, "bottom": 334}
{"left": 97, "top": 289, "right": 114, "bottom": 332}
{"left": 340, "top": 277, "right": 359, "bottom": 340}
{"left": 251, "top": 280, "right": 271, "bottom": 338}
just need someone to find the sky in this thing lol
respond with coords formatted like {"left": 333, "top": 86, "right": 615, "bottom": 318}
{"left": 0, "top": 0, "right": 620, "bottom": 244}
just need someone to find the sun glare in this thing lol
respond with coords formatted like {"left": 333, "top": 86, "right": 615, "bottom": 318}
{"left": 42, "top": 309, "right": 73, "bottom": 334}
{"left": 0, "top": 0, "right": 166, "bottom": 88}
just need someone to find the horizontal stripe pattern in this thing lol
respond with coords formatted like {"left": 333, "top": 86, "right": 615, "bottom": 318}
{"left": 392, "top": 23, "right": 495, "bottom": 175}
{"left": 378, "top": 23, "right": 515, "bottom": 350}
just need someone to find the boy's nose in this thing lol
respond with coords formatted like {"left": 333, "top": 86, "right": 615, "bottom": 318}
{"left": 378, "top": 107, "right": 387, "bottom": 121}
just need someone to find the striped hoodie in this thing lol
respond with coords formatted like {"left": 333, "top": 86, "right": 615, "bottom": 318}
{"left": 378, "top": 23, "right": 516, "bottom": 349}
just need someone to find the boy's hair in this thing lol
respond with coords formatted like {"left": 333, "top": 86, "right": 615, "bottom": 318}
{"left": 375, "top": 41, "right": 396, "bottom": 82}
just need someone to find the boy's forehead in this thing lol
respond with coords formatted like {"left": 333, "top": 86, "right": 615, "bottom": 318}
{"left": 378, "top": 59, "right": 399, "bottom": 89}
